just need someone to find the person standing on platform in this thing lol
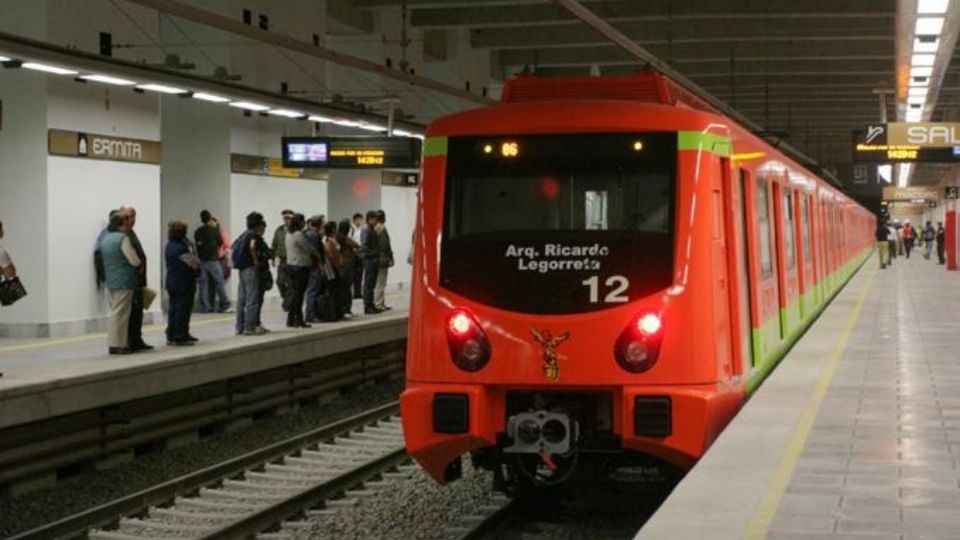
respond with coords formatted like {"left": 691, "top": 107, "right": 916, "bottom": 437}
{"left": 322, "top": 221, "right": 347, "bottom": 318}
{"left": 361, "top": 210, "right": 381, "bottom": 314}
{"left": 271, "top": 210, "right": 294, "bottom": 312}
{"left": 100, "top": 212, "right": 141, "bottom": 355}
{"left": 902, "top": 220, "right": 915, "bottom": 258}
{"left": 235, "top": 212, "right": 269, "bottom": 336}
{"left": 165, "top": 221, "right": 200, "bottom": 346}
{"left": 213, "top": 217, "right": 232, "bottom": 285}
{"left": 337, "top": 219, "right": 360, "bottom": 318}
{"left": 304, "top": 216, "right": 326, "bottom": 323}
{"left": 350, "top": 213, "right": 365, "bottom": 299}
{"left": 285, "top": 213, "right": 321, "bottom": 329}
{"left": 119, "top": 206, "right": 152, "bottom": 352}
{"left": 922, "top": 221, "right": 936, "bottom": 260}
{"left": 374, "top": 210, "right": 394, "bottom": 311}
{"left": 875, "top": 220, "right": 890, "bottom": 269}
{"left": 937, "top": 222, "right": 946, "bottom": 265}
{"left": 887, "top": 222, "right": 898, "bottom": 262}
{"left": 195, "top": 210, "right": 230, "bottom": 313}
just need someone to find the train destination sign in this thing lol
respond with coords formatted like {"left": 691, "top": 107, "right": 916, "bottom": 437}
{"left": 853, "top": 123, "right": 960, "bottom": 163}
{"left": 282, "top": 136, "right": 421, "bottom": 169}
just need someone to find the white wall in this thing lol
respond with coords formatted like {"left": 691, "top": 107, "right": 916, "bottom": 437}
{"left": 46, "top": 158, "right": 161, "bottom": 323}
{"left": 381, "top": 185, "right": 418, "bottom": 289}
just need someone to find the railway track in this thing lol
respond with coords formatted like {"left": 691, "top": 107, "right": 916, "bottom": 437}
{"left": 11, "top": 403, "right": 406, "bottom": 540}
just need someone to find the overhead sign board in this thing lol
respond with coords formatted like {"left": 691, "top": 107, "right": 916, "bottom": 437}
{"left": 48, "top": 129, "right": 162, "bottom": 164}
{"left": 282, "top": 137, "right": 422, "bottom": 169}
{"left": 882, "top": 186, "right": 940, "bottom": 202}
{"left": 853, "top": 123, "right": 960, "bottom": 163}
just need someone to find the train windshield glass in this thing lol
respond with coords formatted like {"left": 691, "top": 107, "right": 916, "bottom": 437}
{"left": 444, "top": 133, "right": 676, "bottom": 237}
{"left": 441, "top": 132, "right": 677, "bottom": 314}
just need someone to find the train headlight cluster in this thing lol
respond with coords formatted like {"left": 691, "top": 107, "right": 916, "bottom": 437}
{"left": 614, "top": 311, "right": 664, "bottom": 373}
{"left": 445, "top": 309, "right": 492, "bottom": 372}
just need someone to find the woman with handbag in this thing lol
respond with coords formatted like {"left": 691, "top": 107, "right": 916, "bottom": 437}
{"left": 0, "top": 220, "right": 27, "bottom": 312}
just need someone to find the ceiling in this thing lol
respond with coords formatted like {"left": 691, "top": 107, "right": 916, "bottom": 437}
{"left": 356, "top": 0, "right": 915, "bottom": 188}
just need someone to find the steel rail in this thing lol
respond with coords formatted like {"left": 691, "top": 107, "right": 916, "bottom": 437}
{"left": 9, "top": 402, "right": 401, "bottom": 540}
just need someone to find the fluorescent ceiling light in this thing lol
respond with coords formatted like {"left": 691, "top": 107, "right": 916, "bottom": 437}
{"left": 916, "top": 16, "right": 946, "bottom": 35}
{"left": 229, "top": 101, "right": 269, "bottom": 111}
{"left": 912, "top": 53, "right": 936, "bottom": 66}
{"left": 914, "top": 38, "right": 940, "bottom": 53}
{"left": 909, "top": 87, "right": 929, "bottom": 97}
{"left": 308, "top": 114, "right": 335, "bottom": 123}
{"left": 80, "top": 74, "right": 136, "bottom": 86}
{"left": 267, "top": 109, "right": 305, "bottom": 118}
{"left": 911, "top": 66, "right": 934, "bottom": 77}
{"left": 22, "top": 62, "right": 77, "bottom": 75}
{"left": 906, "top": 110, "right": 923, "bottom": 121}
{"left": 331, "top": 119, "right": 361, "bottom": 127}
{"left": 355, "top": 123, "right": 387, "bottom": 132}
{"left": 908, "top": 95, "right": 926, "bottom": 105}
{"left": 136, "top": 83, "right": 187, "bottom": 94}
{"left": 192, "top": 92, "right": 230, "bottom": 103}
{"left": 0, "top": 55, "right": 10, "bottom": 62}
{"left": 918, "top": 0, "right": 949, "bottom": 14}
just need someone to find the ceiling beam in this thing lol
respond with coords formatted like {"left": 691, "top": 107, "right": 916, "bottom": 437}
{"left": 120, "top": 0, "right": 494, "bottom": 106}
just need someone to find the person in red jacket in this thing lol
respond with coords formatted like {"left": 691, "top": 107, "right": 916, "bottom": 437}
{"left": 902, "top": 220, "right": 916, "bottom": 259}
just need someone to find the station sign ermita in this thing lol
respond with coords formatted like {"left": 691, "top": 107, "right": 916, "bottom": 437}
{"left": 853, "top": 122, "right": 960, "bottom": 163}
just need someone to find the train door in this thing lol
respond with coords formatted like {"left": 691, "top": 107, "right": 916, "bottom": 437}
{"left": 771, "top": 181, "right": 787, "bottom": 340}
{"left": 712, "top": 159, "right": 734, "bottom": 380}
{"left": 797, "top": 193, "right": 812, "bottom": 318}
{"left": 727, "top": 167, "right": 755, "bottom": 374}
{"left": 755, "top": 175, "right": 780, "bottom": 359}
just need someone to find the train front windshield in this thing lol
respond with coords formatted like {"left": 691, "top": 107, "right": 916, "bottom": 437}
{"left": 440, "top": 133, "right": 677, "bottom": 314}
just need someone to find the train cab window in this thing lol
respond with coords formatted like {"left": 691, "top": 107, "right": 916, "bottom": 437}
{"left": 441, "top": 132, "right": 678, "bottom": 314}
{"left": 801, "top": 196, "right": 812, "bottom": 263}
{"left": 783, "top": 190, "right": 796, "bottom": 270}
{"left": 756, "top": 178, "right": 774, "bottom": 277}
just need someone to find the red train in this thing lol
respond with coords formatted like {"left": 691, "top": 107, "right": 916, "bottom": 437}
{"left": 400, "top": 73, "right": 874, "bottom": 491}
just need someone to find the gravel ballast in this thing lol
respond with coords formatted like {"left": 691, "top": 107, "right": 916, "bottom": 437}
{"left": 0, "top": 378, "right": 403, "bottom": 538}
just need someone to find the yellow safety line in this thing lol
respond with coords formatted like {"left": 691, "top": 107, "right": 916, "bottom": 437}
{"left": 743, "top": 264, "right": 877, "bottom": 540}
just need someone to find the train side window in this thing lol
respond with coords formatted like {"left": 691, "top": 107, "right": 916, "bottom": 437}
{"left": 756, "top": 177, "right": 774, "bottom": 277}
{"left": 801, "top": 196, "right": 812, "bottom": 263}
{"left": 783, "top": 190, "right": 796, "bottom": 270}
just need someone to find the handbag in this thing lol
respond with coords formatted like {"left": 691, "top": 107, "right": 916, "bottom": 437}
{"left": 259, "top": 266, "right": 274, "bottom": 291}
{"left": 0, "top": 277, "right": 27, "bottom": 306}
{"left": 315, "top": 290, "right": 339, "bottom": 322}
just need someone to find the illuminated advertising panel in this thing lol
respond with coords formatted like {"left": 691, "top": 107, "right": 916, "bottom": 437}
{"left": 853, "top": 123, "right": 960, "bottom": 163}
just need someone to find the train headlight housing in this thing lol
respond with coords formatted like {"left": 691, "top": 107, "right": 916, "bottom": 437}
{"left": 445, "top": 309, "right": 492, "bottom": 372}
{"left": 614, "top": 311, "right": 664, "bottom": 373}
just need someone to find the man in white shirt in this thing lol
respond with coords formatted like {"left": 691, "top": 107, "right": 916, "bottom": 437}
{"left": 350, "top": 212, "right": 365, "bottom": 299}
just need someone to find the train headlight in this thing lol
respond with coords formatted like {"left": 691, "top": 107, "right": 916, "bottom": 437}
{"left": 614, "top": 311, "right": 664, "bottom": 374}
{"left": 445, "top": 309, "right": 492, "bottom": 372}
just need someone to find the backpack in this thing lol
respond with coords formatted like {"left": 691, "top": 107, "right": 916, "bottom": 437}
{"left": 231, "top": 231, "right": 253, "bottom": 269}
{"left": 315, "top": 289, "right": 339, "bottom": 322}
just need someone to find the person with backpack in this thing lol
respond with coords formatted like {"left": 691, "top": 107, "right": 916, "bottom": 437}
{"left": 234, "top": 212, "right": 269, "bottom": 336}
{"left": 922, "top": 221, "right": 936, "bottom": 260}
{"left": 195, "top": 210, "right": 230, "bottom": 313}
{"left": 937, "top": 221, "right": 946, "bottom": 265}
{"left": 902, "top": 220, "right": 915, "bottom": 258}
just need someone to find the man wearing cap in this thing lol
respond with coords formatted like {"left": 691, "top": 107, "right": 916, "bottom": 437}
{"left": 271, "top": 209, "right": 294, "bottom": 311}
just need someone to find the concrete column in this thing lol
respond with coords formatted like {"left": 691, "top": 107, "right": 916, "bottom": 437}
{"left": 0, "top": 1, "right": 48, "bottom": 335}
{"left": 161, "top": 98, "right": 233, "bottom": 236}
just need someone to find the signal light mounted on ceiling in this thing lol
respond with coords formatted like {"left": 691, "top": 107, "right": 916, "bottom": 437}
{"left": 446, "top": 309, "right": 492, "bottom": 372}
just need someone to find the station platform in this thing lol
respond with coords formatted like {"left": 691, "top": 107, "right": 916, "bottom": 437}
{"left": 0, "top": 294, "right": 409, "bottom": 431}
{"left": 638, "top": 255, "right": 960, "bottom": 540}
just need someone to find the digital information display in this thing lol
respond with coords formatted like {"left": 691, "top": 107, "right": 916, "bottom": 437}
{"left": 282, "top": 137, "right": 422, "bottom": 169}
{"left": 853, "top": 123, "right": 960, "bottom": 163}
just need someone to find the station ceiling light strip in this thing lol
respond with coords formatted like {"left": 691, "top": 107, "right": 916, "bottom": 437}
{"left": 0, "top": 30, "right": 425, "bottom": 139}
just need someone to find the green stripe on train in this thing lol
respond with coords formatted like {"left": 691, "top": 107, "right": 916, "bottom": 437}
{"left": 746, "top": 247, "right": 872, "bottom": 393}
{"left": 678, "top": 131, "right": 731, "bottom": 156}
{"left": 424, "top": 137, "right": 448, "bottom": 157}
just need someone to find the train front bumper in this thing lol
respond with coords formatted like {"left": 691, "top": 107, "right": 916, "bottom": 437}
{"left": 400, "top": 381, "right": 744, "bottom": 484}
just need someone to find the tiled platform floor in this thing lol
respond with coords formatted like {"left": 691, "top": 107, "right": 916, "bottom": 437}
{"left": 769, "top": 258, "right": 960, "bottom": 539}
